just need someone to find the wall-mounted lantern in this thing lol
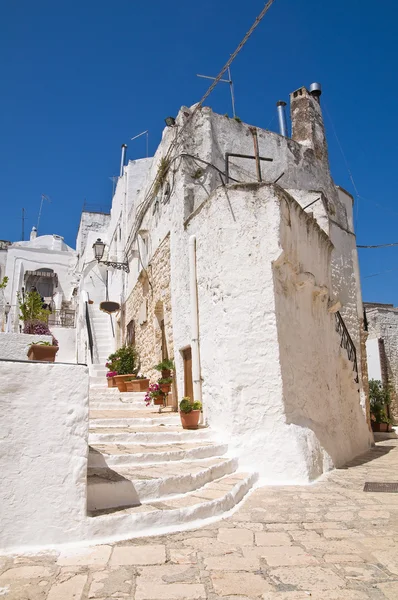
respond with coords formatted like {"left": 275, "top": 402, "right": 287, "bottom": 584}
{"left": 92, "top": 238, "right": 129, "bottom": 273}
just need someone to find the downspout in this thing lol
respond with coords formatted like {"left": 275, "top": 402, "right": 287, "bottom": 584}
{"left": 189, "top": 235, "right": 203, "bottom": 421}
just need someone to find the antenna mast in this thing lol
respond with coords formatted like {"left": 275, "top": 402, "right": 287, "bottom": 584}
{"left": 197, "top": 67, "right": 236, "bottom": 117}
{"left": 131, "top": 130, "right": 149, "bottom": 158}
{"left": 21, "top": 208, "right": 25, "bottom": 241}
{"left": 37, "top": 194, "right": 51, "bottom": 234}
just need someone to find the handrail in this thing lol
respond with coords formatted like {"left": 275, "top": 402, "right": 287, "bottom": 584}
{"left": 85, "top": 301, "right": 93, "bottom": 363}
{"left": 335, "top": 311, "right": 359, "bottom": 383}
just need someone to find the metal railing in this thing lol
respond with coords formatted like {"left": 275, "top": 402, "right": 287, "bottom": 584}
{"left": 335, "top": 311, "right": 359, "bottom": 383}
{"left": 85, "top": 302, "right": 93, "bottom": 362}
{"left": 48, "top": 309, "right": 76, "bottom": 328}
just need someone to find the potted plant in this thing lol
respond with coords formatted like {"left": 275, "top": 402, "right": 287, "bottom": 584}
{"left": 106, "top": 370, "right": 117, "bottom": 388}
{"left": 112, "top": 346, "right": 139, "bottom": 392}
{"left": 369, "top": 379, "right": 393, "bottom": 433}
{"left": 126, "top": 374, "right": 150, "bottom": 392}
{"left": 179, "top": 397, "right": 202, "bottom": 430}
{"left": 24, "top": 319, "right": 59, "bottom": 362}
{"left": 158, "top": 376, "right": 172, "bottom": 394}
{"left": 154, "top": 358, "right": 175, "bottom": 380}
{"left": 145, "top": 383, "right": 164, "bottom": 406}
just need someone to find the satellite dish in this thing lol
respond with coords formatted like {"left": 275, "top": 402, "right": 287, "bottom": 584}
{"left": 100, "top": 301, "right": 120, "bottom": 314}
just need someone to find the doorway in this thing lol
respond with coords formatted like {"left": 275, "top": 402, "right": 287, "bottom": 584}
{"left": 182, "top": 347, "right": 193, "bottom": 400}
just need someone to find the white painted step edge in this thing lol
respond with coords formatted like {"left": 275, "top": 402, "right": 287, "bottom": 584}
{"left": 88, "top": 442, "right": 229, "bottom": 467}
{"left": 89, "top": 417, "right": 180, "bottom": 428}
{"left": 88, "top": 429, "right": 215, "bottom": 444}
{"left": 86, "top": 472, "right": 258, "bottom": 542}
{"left": 87, "top": 457, "right": 239, "bottom": 510}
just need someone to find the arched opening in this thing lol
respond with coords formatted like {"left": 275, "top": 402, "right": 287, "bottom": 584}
{"left": 25, "top": 268, "right": 57, "bottom": 300}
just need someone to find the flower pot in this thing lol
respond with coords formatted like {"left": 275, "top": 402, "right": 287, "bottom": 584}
{"left": 126, "top": 378, "right": 150, "bottom": 392}
{"left": 114, "top": 374, "right": 135, "bottom": 392}
{"left": 180, "top": 409, "right": 201, "bottom": 430}
{"left": 153, "top": 394, "right": 164, "bottom": 406}
{"left": 107, "top": 377, "right": 116, "bottom": 388}
{"left": 371, "top": 421, "right": 392, "bottom": 433}
{"left": 161, "top": 369, "right": 171, "bottom": 379}
{"left": 27, "top": 344, "right": 59, "bottom": 362}
{"left": 159, "top": 383, "right": 171, "bottom": 394}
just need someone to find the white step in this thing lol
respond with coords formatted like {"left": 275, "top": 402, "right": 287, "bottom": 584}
{"left": 89, "top": 426, "right": 214, "bottom": 445}
{"left": 89, "top": 442, "right": 229, "bottom": 467}
{"left": 90, "top": 416, "right": 180, "bottom": 428}
{"left": 87, "top": 456, "right": 238, "bottom": 511}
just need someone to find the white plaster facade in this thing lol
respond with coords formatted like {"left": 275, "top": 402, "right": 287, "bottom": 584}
{"left": 0, "top": 231, "right": 78, "bottom": 363}
{"left": 75, "top": 84, "right": 372, "bottom": 482}
{"left": 0, "top": 361, "right": 89, "bottom": 551}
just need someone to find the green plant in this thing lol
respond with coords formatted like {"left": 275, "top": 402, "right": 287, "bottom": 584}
{"left": 233, "top": 116, "right": 242, "bottom": 123}
{"left": 111, "top": 346, "right": 138, "bottom": 375}
{"left": 31, "top": 341, "right": 52, "bottom": 346}
{"left": 17, "top": 290, "right": 49, "bottom": 323}
{"left": 191, "top": 168, "right": 204, "bottom": 180}
{"left": 0, "top": 276, "right": 8, "bottom": 290}
{"left": 192, "top": 401, "right": 202, "bottom": 410}
{"left": 23, "top": 319, "right": 58, "bottom": 346}
{"left": 179, "top": 397, "right": 193, "bottom": 414}
{"left": 369, "top": 379, "right": 393, "bottom": 424}
{"left": 158, "top": 377, "right": 172, "bottom": 384}
{"left": 154, "top": 358, "right": 175, "bottom": 372}
{"left": 153, "top": 156, "right": 171, "bottom": 196}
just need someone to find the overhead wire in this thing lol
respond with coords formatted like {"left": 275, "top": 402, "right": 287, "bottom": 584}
{"left": 124, "top": 0, "right": 277, "bottom": 255}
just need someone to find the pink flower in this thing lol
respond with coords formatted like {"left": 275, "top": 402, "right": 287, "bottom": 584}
{"left": 106, "top": 371, "right": 117, "bottom": 378}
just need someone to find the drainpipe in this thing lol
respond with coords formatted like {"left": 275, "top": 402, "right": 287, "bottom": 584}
{"left": 188, "top": 236, "right": 203, "bottom": 419}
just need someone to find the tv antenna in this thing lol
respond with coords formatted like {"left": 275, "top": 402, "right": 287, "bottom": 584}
{"left": 37, "top": 194, "right": 51, "bottom": 233}
{"left": 21, "top": 207, "right": 25, "bottom": 241}
{"left": 130, "top": 130, "right": 149, "bottom": 158}
{"left": 109, "top": 176, "right": 118, "bottom": 196}
{"left": 197, "top": 67, "right": 236, "bottom": 118}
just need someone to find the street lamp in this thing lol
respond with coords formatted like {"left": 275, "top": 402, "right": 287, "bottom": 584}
{"left": 164, "top": 116, "right": 176, "bottom": 127}
{"left": 92, "top": 238, "right": 130, "bottom": 273}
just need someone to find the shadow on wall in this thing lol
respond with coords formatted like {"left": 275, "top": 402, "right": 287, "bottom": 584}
{"left": 87, "top": 447, "right": 141, "bottom": 513}
{"left": 273, "top": 261, "right": 371, "bottom": 481}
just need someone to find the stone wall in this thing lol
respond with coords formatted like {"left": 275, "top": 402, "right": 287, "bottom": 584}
{"left": 366, "top": 305, "right": 398, "bottom": 421}
{"left": 124, "top": 235, "right": 173, "bottom": 384}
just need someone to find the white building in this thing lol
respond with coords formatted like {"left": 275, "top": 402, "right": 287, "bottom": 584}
{"left": 0, "top": 228, "right": 78, "bottom": 362}
{"left": 75, "top": 83, "right": 372, "bottom": 483}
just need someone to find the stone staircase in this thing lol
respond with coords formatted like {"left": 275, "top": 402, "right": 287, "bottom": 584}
{"left": 88, "top": 305, "right": 115, "bottom": 387}
{"left": 86, "top": 387, "right": 258, "bottom": 538}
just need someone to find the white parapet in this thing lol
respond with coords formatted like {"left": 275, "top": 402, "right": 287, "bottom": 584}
{"left": 0, "top": 332, "right": 53, "bottom": 361}
{"left": 0, "top": 360, "right": 89, "bottom": 551}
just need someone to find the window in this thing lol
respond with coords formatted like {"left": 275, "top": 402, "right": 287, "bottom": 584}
{"left": 126, "top": 319, "right": 135, "bottom": 346}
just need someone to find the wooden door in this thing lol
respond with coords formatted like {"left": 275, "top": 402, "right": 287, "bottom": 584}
{"left": 182, "top": 347, "right": 193, "bottom": 401}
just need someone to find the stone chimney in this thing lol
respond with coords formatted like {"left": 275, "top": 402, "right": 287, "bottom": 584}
{"left": 290, "top": 85, "right": 329, "bottom": 166}
{"left": 30, "top": 227, "right": 37, "bottom": 241}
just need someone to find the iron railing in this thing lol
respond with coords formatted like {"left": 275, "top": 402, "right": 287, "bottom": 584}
{"left": 48, "top": 309, "right": 76, "bottom": 328}
{"left": 85, "top": 302, "right": 93, "bottom": 362}
{"left": 335, "top": 311, "right": 359, "bottom": 383}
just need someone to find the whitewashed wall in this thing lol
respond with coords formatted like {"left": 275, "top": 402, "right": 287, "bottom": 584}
{"left": 366, "top": 338, "right": 382, "bottom": 381}
{"left": 0, "top": 361, "right": 89, "bottom": 551}
{"left": 0, "top": 332, "right": 52, "bottom": 360}
{"left": 177, "top": 184, "right": 371, "bottom": 482}
{"left": 52, "top": 327, "right": 77, "bottom": 363}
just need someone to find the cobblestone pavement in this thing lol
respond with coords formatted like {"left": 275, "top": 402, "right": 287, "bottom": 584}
{"left": 1, "top": 440, "right": 398, "bottom": 599}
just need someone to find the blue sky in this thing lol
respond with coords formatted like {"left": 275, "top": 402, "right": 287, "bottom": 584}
{"left": 1, "top": 0, "right": 397, "bottom": 303}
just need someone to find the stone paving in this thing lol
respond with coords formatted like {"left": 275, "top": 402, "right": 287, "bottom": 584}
{"left": 1, "top": 439, "right": 398, "bottom": 599}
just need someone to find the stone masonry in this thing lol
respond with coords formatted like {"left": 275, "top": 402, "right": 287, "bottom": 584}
{"left": 125, "top": 234, "right": 173, "bottom": 383}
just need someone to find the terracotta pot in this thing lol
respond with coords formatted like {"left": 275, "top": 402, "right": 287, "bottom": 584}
{"left": 27, "top": 344, "right": 59, "bottom": 362}
{"left": 114, "top": 374, "right": 135, "bottom": 392}
{"left": 107, "top": 377, "right": 116, "bottom": 388}
{"left": 371, "top": 421, "right": 392, "bottom": 433}
{"left": 161, "top": 369, "right": 171, "bottom": 379}
{"left": 153, "top": 394, "right": 164, "bottom": 406}
{"left": 159, "top": 383, "right": 171, "bottom": 394}
{"left": 126, "top": 378, "right": 150, "bottom": 392}
{"left": 180, "top": 409, "right": 201, "bottom": 430}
